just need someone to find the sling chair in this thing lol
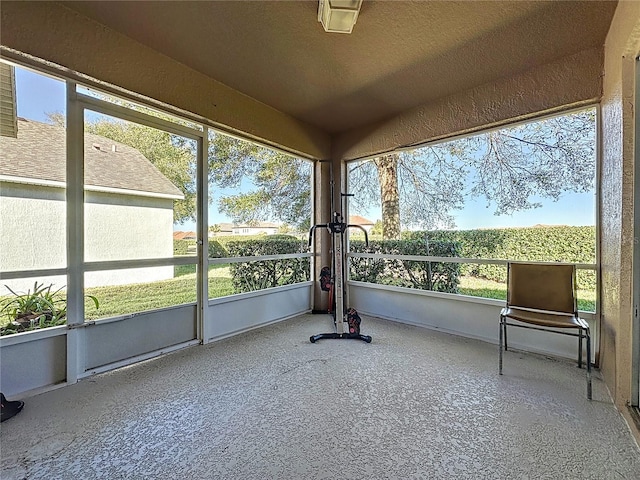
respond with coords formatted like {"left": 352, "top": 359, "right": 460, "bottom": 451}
{"left": 499, "top": 262, "right": 592, "bottom": 400}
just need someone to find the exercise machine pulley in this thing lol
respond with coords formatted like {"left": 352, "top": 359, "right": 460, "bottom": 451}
{"left": 308, "top": 176, "right": 372, "bottom": 343}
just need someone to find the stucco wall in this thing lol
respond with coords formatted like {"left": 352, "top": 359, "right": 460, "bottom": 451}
{"left": 333, "top": 47, "right": 603, "bottom": 161}
{"left": 0, "top": 1, "right": 330, "bottom": 161}
{"left": 601, "top": 0, "right": 640, "bottom": 442}
{"left": 0, "top": 182, "right": 66, "bottom": 272}
{"left": 84, "top": 190, "right": 176, "bottom": 288}
{"left": 0, "top": 183, "right": 176, "bottom": 294}
{"left": 84, "top": 191, "right": 175, "bottom": 262}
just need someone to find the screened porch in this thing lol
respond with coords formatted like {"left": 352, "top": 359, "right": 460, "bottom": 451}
{"left": 1, "top": 2, "right": 640, "bottom": 477}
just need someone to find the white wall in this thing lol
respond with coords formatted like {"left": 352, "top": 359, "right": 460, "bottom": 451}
{"left": 0, "top": 182, "right": 177, "bottom": 294}
{"left": 206, "top": 282, "right": 313, "bottom": 341}
{"left": 232, "top": 227, "right": 278, "bottom": 235}
{"left": 0, "top": 182, "right": 66, "bottom": 272}
{"left": 83, "top": 190, "right": 176, "bottom": 287}
{"left": 84, "top": 190, "right": 175, "bottom": 261}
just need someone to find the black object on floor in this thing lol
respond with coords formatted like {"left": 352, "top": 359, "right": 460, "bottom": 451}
{"left": 1, "top": 392, "right": 24, "bottom": 423}
{"left": 310, "top": 332, "right": 372, "bottom": 343}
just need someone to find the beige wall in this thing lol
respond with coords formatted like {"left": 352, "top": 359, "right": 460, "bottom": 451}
{"left": 601, "top": 0, "right": 640, "bottom": 443}
{"left": 0, "top": 1, "right": 331, "bottom": 161}
{"left": 333, "top": 47, "right": 603, "bottom": 161}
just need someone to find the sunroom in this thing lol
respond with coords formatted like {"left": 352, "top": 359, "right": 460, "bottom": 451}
{"left": 1, "top": 1, "right": 639, "bottom": 477}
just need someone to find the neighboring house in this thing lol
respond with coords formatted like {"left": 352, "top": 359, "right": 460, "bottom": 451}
{"left": 348, "top": 215, "right": 374, "bottom": 233}
{"left": 186, "top": 222, "right": 289, "bottom": 239}
{"left": 232, "top": 222, "right": 280, "bottom": 236}
{"left": 0, "top": 118, "right": 184, "bottom": 294}
{"left": 210, "top": 219, "right": 367, "bottom": 237}
{"left": 174, "top": 231, "right": 197, "bottom": 240}
{"left": 209, "top": 223, "right": 234, "bottom": 237}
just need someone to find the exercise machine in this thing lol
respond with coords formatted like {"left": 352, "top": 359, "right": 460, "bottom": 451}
{"left": 308, "top": 204, "right": 372, "bottom": 344}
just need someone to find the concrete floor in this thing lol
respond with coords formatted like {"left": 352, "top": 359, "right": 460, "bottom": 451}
{"left": 1, "top": 314, "right": 639, "bottom": 479}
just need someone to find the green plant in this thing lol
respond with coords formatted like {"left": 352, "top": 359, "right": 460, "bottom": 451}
{"left": 404, "top": 226, "right": 596, "bottom": 289}
{"left": 350, "top": 239, "right": 461, "bottom": 293}
{"left": 226, "top": 237, "right": 309, "bottom": 293}
{"left": 0, "top": 282, "right": 99, "bottom": 335}
{"left": 173, "top": 239, "right": 195, "bottom": 255}
{"left": 208, "top": 240, "right": 229, "bottom": 258}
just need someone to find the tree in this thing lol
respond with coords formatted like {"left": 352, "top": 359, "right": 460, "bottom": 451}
{"left": 63, "top": 103, "right": 595, "bottom": 240}
{"left": 348, "top": 109, "right": 596, "bottom": 239}
{"left": 371, "top": 220, "right": 384, "bottom": 237}
{"left": 277, "top": 224, "right": 293, "bottom": 234}
{"left": 208, "top": 133, "right": 312, "bottom": 230}
{"left": 351, "top": 143, "right": 469, "bottom": 238}
{"left": 76, "top": 113, "right": 312, "bottom": 229}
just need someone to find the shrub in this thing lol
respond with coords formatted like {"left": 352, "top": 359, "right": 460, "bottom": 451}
{"left": 350, "top": 239, "right": 460, "bottom": 293}
{"left": 226, "top": 237, "right": 309, "bottom": 293}
{"left": 208, "top": 240, "right": 228, "bottom": 258}
{"left": 214, "top": 234, "right": 302, "bottom": 250}
{"left": 173, "top": 239, "right": 192, "bottom": 255}
{"left": 404, "top": 226, "right": 596, "bottom": 289}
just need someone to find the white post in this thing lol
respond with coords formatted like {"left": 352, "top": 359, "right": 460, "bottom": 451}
{"left": 66, "top": 81, "right": 85, "bottom": 384}
{"left": 199, "top": 130, "right": 210, "bottom": 343}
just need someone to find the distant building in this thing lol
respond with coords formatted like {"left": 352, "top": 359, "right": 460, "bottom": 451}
{"left": 174, "top": 231, "right": 197, "bottom": 240}
{"left": 208, "top": 223, "right": 234, "bottom": 237}
{"left": 205, "top": 222, "right": 281, "bottom": 237}
{"left": 232, "top": 222, "right": 280, "bottom": 236}
{"left": 348, "top": 215, "right": 375, "bottom": 233}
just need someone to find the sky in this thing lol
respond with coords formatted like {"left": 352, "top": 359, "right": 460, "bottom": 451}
{"left": 353, "top": 189, "right": 595, "bottom": 231}
{"left": 13, "top": 65, "right": 596, "bottom": 232}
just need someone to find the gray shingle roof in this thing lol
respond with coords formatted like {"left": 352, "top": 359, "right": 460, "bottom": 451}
{"left": 0, "top": 118, "right": 184, "bottom": 198}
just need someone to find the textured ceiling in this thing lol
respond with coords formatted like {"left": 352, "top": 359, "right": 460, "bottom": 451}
{"left": 62, "top": 1, "right": 617, "bottom": 135}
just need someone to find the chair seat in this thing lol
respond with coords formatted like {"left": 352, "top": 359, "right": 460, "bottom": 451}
{"left": 501, "top": 307, "right": 585, "bottom": 329}
{"left": 499, "top": 262, "right": 591, "bottom": 400}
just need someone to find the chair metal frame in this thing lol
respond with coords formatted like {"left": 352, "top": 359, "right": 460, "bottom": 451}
{"left": 499, "top": 262, "right": 592, "bottom": 400}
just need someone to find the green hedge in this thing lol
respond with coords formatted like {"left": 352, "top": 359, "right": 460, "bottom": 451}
{"left": 404, "top": 226, "right": 596, "bottom": 289}
{"left": 350, "top": 239, "right": 460, "bottom": 293}
{"left": 226, "top": 236, "right": 309, "bottom": 293}
{"left": 173, "top": 239, "right": 194, "bottom": 255}
{"left": 213, "top": 234, "right": 304, "bottom": 249}
{"left": 208, "top": 240, "right": 228, "bottom": 258}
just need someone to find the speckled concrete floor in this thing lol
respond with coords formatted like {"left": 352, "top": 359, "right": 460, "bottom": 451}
{"left": 1, "top": 314, "right": 639, "bottom": 479}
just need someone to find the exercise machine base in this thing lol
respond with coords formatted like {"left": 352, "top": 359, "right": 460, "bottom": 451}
{"left": 310, "top": 332, "right": 372, "bottom": 343}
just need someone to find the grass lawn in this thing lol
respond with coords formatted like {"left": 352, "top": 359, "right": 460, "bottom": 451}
{"left": 84, "top": 264, "right": 234, "bottom": 320}
{"left": 2, "top": 270, "right": 596, "bottom": 329}
{"left": 459, "top": 276, "right": 596, "bottom": 312}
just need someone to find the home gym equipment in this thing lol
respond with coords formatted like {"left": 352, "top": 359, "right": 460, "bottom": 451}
{"left": 308, "top": 208, "right": 372, "bottom": 343}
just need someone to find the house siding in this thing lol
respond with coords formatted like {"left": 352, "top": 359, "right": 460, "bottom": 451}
{"left": 0, "top": 182, "right": 66, "bottom": 272}
{"left": 84, "top": 190, "right": 175, "bottom": 262}
{"left": 1, "top": 183, "right": 176, "bottom": 294}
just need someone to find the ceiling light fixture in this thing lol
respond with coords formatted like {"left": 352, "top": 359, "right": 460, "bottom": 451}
{"left": 318, "top": 0, "right": 363, "bottom": 34}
